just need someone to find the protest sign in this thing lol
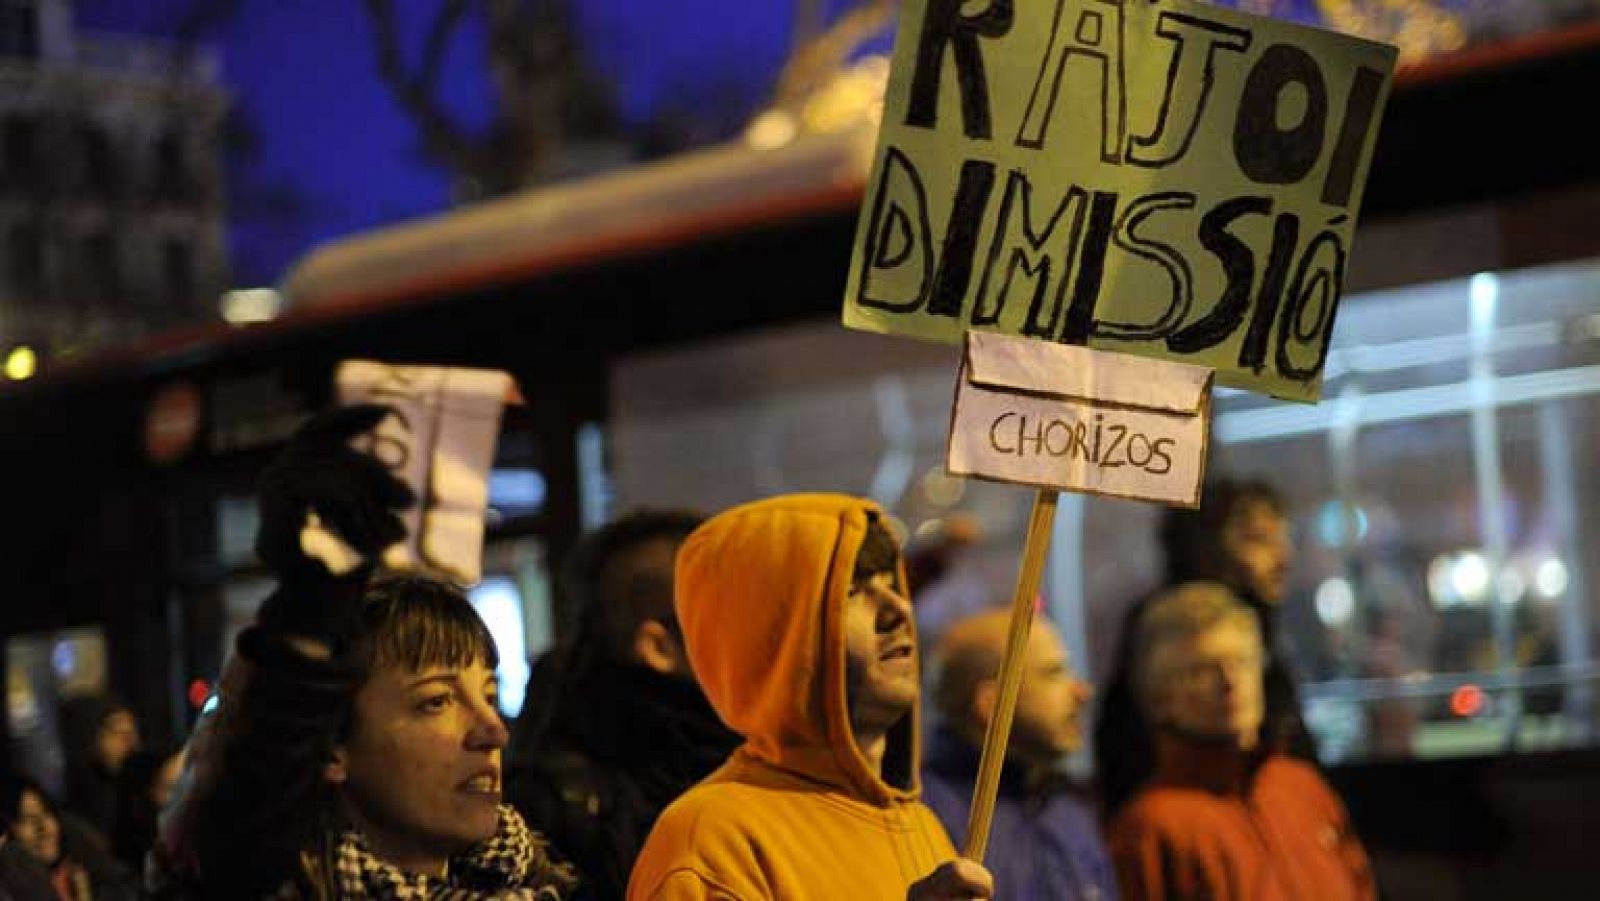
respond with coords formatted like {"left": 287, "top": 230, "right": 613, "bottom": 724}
{"left": 334, "top": 361, "right": 513, "bottom": 585}
{"left": 843, "top": 0, "right": 1397, "bottom": 401}
{"left": 949, "top": 331, "right": 1212, "bottom": 507}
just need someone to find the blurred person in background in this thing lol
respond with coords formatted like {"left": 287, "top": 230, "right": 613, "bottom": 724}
{"left": 0, "top": 771, "right": 135, "bottom": 900}
{"left": 109, "top": 748, "right": 183, "bottom": 873}
{"left": 1094, "top": 477, "right": 1315, "bottom": 819}
{"left": 1107, "top": 583, "right": 1371, "bottom": 901}
{"left": 0, "top": 769, "right": 59, "bottom": 901}
{"left": 150, "top": 405, "right": 575, "bottom": 899}
{"left": 922, "top": 609, "right": 1115, "bottom": 901}
{"left": 507, "top": 509, "right": 740, "bottom": 901}
{"left": 0, "top": 826, "right": 59, "bottom": 900}
{"left": 905, "top": 513, "right": 989, "bottom": 650}
{"left": 57, "top": 696, "right": 139, "bottom": 837}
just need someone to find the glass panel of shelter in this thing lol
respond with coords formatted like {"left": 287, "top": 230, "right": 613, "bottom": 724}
{"left": 606, "top": 255, "right": 1600, "bottom": 766}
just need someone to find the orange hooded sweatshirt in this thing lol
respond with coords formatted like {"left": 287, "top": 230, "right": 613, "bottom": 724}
{"left": 626, "top": 494, "right": 957, "bottom": 900}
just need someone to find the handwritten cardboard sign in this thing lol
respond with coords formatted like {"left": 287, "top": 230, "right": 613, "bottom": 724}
{"left": 844, "top": 0, "right": 1396, "bottom": 402}
{"left": 335, "top": 361, "right": 513, "bottom": 585}
{"left": 948, "top": 332, "right": 1212, "bottom": 507}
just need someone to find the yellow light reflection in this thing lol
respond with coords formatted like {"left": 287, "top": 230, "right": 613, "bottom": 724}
{"left": 4, "top": 345, "right": 37, "bottom": 381}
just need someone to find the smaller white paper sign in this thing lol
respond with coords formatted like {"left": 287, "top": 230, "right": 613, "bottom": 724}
{"left": 947, "top": 333, "right": 1214, "bottom": 508}
{"left": 336, "top": 360, "right": 513, "bottom": 585}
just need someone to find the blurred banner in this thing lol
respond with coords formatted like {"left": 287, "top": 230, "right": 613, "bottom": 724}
{"left": 336, "top": 361, "right": 514, "bottom": 585}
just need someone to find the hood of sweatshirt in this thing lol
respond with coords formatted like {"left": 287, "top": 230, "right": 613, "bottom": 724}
{"left": 674, "top": 493, "right": 921, "bottom": 806}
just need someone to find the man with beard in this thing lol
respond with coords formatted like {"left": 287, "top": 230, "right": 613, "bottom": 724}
{"left": 627, "top": 495, "right": 991, "bottom": 900}
{"left": 922, "top": 610, "right": 1114, "bottom": 901}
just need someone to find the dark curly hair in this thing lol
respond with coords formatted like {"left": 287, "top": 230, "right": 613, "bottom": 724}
{"left": 853, "top": 511, "right": 902, "bottom": 585}
{"left": 1158, "top": 477, "right": 1285, "bottom": 588}
{"left": 557, "top": 509, "right": 705, "bottom": 661}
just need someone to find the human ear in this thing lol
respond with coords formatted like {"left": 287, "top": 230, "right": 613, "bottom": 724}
{"left": 323, "top": 746, "right": 349, "bottom": 785}
{"left": 972, "top": 679, "right": 999, "bottom": 729}
{"left": 633, "top": 620, "right": 686, "bottom": 677}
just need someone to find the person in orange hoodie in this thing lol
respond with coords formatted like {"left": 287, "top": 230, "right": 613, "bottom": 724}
{"left": 626, "top": 494, "right": 993, "bottom": 900}
{"left": 1107, "top": 582, "right": 1374, "bottom": 901}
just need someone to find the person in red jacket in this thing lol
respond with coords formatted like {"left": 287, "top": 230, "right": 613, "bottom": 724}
{"left": 1107, "top": 582, "right": 1373, "bottom": 901}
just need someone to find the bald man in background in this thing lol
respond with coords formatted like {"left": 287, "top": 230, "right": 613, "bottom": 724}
{"left": 922, "top": 610, "right": 1117, "bottom": 901}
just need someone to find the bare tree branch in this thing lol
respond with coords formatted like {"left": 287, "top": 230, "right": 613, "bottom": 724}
{"left": 172, "top": 0, "right": 245, "bottom": 46}
{"left": 160, "top": 0, "right": 244, "bottom": 89}
{"left": 418, "top": 0, "right": 472, "bottom": 91}
{"left": 773, "top": 0, "right": 897, "bottom": 112}
{"left": 792, "top": 0, "right": 827, "bottom": 55}
{"left": 353, "top": 0, "right": 623, "bottom": 195}
{"left": 359, "top": 0, "right": 481, "bottom": 179}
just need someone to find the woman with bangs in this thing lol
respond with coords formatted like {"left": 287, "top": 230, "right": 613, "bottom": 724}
{"left": 151, "top": 407, "right": 573, "bottom": 900}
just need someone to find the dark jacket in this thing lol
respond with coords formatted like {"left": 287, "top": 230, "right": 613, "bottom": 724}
{"left": 0, "top": 771, "right": 136, "bottom": 901}
{"left": 0, "top": 819, "right": 137, "bottom": 901}
{"left": 1092, "top": 589, "right": 1317, "bottom": 820}
{"left": 0, "top": 838, "right": 53, "bottom": 901}
{"left": 57, "top": 812, "right": 138, "bottom": 901}
{"left": 57, "top": 695, "right": 127, "bottom": 838}
{"left": 59, "top": 765, "right": 116, "bottom": 845}
{"left": 921, "top": 727, "right": 1117, "bottom": 901}
{"left": 508, "top": 654, "right": 739, "bottom": 901}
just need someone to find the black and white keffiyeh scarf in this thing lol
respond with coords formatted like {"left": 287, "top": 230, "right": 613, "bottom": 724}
{"left": 332, "top": 806, "right": 575, "bottom": 900}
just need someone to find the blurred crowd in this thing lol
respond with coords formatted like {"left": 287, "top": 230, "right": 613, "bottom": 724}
{"left": 0, "top": 692, "right": 182, "bottom": 899}
{"left": 0, "top": 406, "right": 1374, "bottom": 900}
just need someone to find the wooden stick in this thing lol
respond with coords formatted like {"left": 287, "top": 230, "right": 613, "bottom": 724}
{"left": 961, "top": 488, "right": 1059, "bottom": 863}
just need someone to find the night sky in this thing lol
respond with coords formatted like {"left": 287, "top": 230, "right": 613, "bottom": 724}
{"left": 68, "top": 1, "right": 1541, "bottom": 291}
{"left": 72, "top": 0, "right": 833, "bottom": 287}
